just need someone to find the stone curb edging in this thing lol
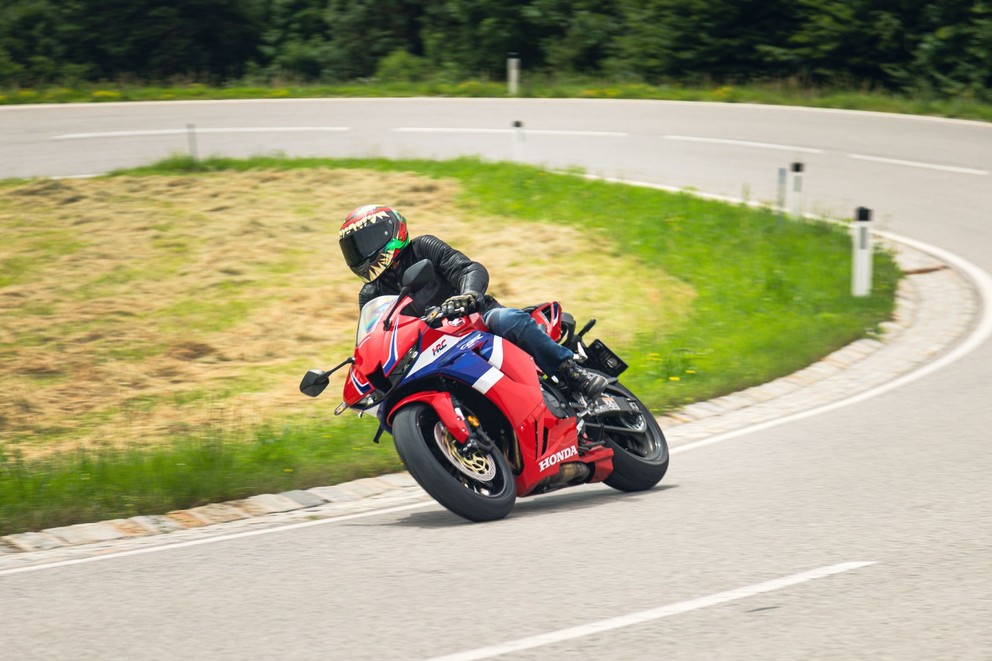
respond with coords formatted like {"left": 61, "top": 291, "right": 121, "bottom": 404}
{"left": 0, "top": 474, "right": 419, "bottom": 554}
{"left": 0, "top": 236, "right": 979, "bottom": 557}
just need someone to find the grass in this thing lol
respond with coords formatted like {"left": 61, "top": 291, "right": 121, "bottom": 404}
{"left": 0, "top": 414, "right": 403, "bottom": 534}
{"left": 2, "top": 78, "right": 991, "bottom": 123}
{"left": 0, "top": 156, "right": 900, "bottom": 536}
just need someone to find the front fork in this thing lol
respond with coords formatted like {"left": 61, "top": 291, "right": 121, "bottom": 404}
{"left": 386, "top": 391, "right": 494, "bottom": 456}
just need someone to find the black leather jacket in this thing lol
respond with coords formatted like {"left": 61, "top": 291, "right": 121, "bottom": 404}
{"left": 357, "top": 235, "right": 496, "bottom": 315}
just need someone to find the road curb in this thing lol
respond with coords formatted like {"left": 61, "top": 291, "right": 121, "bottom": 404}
{"left": 0, "top": 237, "right": 980, "bottom": 557}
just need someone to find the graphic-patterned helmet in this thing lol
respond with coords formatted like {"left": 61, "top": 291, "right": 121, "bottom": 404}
{"left": 339, "top": 205, "right": 410, "bottom": 283}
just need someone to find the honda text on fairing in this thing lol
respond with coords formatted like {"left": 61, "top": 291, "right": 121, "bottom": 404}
{"left": 299, "top": 260, "right": 669, "bottom": 522}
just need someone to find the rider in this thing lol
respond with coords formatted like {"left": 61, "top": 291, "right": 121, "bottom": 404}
{"left": 338, "top": 204, "right": 608, "bottom": 399}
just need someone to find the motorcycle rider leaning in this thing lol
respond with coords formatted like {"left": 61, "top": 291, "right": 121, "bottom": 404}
{"left": 338, "top": 204, "right": 608, "bottom": 400}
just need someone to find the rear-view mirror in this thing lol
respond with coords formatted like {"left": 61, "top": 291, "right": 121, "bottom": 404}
{"left": 299, "top": 369, "right": 329, "bottom": 397}
{"left": 402, "top": 259, "right": 434, "bottom": 292}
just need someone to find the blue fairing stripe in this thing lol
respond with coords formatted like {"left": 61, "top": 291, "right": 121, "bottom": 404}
{"left": 351, "top": 370, "right": 372, "bottom": 394}
{"left": 382, "top": 324, "right": 401, "bottom": 375}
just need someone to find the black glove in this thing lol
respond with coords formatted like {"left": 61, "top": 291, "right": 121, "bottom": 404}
{"left": 440, "top": 291, "right": 482, "bottom": 318}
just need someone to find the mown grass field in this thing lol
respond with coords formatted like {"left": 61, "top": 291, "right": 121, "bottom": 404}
{"left": 0, "top": 157, "right": 901, "bottom": 535}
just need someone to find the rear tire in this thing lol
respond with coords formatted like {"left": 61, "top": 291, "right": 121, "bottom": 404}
{"left": 392, "top": 403, "right": 516, "bottom": 522}
{"left": 587, "top": 380, "right": 669, "bottom": 492}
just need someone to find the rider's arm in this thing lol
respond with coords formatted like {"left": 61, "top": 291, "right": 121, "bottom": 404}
{"left": 358, "top": 282, "right": 379, "bottom": 309}
{"left": 415, "top": 235, "right": 489, "bottom": 296}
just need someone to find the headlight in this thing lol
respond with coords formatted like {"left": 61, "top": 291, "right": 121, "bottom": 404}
{"left": 354, "top": 390, "right": 385, "bottom": 410}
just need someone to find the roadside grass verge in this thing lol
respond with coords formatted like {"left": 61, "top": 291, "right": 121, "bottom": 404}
{"left": 1, "top": 79, "right": 990, "bottom": 123}
{"left": 0, "top": 156, "right": 900, "bottom": 535}
{"left": 0, "top": 414, "right": 403, "bottom": 535}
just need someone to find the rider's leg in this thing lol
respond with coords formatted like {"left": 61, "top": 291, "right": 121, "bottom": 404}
{"left": 483, "top": 307, "right": 607, "bottom": 398}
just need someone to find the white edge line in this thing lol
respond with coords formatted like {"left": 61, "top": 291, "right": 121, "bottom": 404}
{"left": 664, "top": 134, "right": 823, "bottom": 154}
{"left": 0, "top": 501, "right": 434, "bottom": 578}
{"left": 426, "top": 561, "right": 877, "bottom": 661}
{"left": 673, "top": 231, "right": 992, "bottom": 455}
{"left": 565, "top": 172, "right": 992, "bottom": 454}
{"left": 848, "top": 153, "right": 988, "bottom": 176}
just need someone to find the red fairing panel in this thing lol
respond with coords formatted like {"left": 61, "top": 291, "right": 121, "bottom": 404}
{"left": 528, "top": 302, "right": 563, "bottom": 342}
{"left": 387, "top": 391, "right": 470, "bottom": 442}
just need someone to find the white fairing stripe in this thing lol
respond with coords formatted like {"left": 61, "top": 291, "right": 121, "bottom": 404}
{"left": 473, "top": 366, "right": 503, "bottom": 394}
{"left": 489, "top": 336, "right": 504, "bottom": 369}
{"left": 408, "top": 336, "right": 455, "bottom": 375}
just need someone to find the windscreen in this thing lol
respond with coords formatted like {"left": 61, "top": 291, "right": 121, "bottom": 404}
{"left": 356, "top": 296, "right": 396, "bottom": 345}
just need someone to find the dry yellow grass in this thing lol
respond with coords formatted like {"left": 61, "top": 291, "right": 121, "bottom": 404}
{"left": 0, "top": 169, "right": 694, "bottom": 457}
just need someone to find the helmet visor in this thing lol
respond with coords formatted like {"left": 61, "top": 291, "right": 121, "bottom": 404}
{"left": 339, "top": 222, "right": 394, "bottom": 268}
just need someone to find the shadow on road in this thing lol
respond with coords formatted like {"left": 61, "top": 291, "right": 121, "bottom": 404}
{"left": 390, "top": 484, "right": 679, "bottom": 528}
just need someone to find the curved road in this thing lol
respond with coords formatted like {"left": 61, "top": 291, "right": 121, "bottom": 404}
{"left": 1, "top": 99, "right": 990, "bottom": 659}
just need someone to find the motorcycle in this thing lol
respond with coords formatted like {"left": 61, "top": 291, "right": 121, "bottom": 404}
{"left": 299, "top": 259, "right": 669, "bottom": 522}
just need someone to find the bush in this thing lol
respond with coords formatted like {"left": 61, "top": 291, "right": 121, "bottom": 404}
{"left": 375, "top": 49, "right": 428, "bottom": 83}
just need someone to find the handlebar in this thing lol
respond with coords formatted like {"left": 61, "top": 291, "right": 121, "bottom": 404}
{"left": 422, "top": 306, "right": 445, "bottom": 327}
{"left": 421, "top": 305, "right": 475, "bottom": 327}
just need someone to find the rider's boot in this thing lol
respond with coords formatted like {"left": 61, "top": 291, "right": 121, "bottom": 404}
{"left": 556, "top": 359, "right": 608, "bottom": 400}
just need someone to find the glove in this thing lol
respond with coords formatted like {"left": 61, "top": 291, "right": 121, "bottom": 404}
{"left": 440, "top": 291, "right": 482, "bottom": 318}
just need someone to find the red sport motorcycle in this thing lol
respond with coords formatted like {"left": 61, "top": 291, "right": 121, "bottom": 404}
{"left": 300, "top": 260, "right": 669, "bottom": 521}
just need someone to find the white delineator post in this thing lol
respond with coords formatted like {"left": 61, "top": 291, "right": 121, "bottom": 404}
{"left": 777, "top": 167, "right": 787, "bottom": 215}
{"left": 788, "top": 161, "right": 804, "bottom": 217}
{"left": 507, "top": 53, "right": 520, "bottom": 96}
{"left": 852, "top": 206, "right": 873, "bottom": 297}
{"left": 187, "top": 123, "right": 198, "bottom": 161}
{"left": 513, "top": 120, "right": 524, "bottom": 160}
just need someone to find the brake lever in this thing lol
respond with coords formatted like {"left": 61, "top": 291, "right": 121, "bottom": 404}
{"left": 423, "top": 307, "right": 445, "bottom": 328}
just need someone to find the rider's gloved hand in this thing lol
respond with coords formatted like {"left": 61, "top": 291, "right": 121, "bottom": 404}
{"left": 440, "top": 291, "right": 482, "bottom": 318}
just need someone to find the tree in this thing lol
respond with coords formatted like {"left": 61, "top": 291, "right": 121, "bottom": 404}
{"left": 0, "top": 1, "right": 80, "bottom": 86}
{"left": 60, "top": 0, "right": 266, "bottom": 82}
{"left": 612, "top": 0, "right": 801, "bottom": 82}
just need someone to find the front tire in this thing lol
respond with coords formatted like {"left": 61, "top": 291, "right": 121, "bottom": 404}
{"left": 586, "top": 380, "right": 669, "bottom": 492}
{"left": 392, "top": 403, "right": 516, "bottom": 522}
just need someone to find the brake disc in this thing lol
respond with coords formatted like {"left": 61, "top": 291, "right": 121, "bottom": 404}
{"left": 433, "top": 422, "right": 497, "bottom": 482}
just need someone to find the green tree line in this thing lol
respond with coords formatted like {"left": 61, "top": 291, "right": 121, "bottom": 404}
{"left": 1, "top": 0, "right": 990, "bottom": 98}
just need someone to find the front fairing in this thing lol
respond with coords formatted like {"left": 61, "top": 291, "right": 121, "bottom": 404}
{"left": 343, "top": 295, "right": 424, "bottom": 408}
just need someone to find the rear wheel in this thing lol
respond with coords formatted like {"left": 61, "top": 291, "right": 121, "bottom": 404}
{"left": 392, "top": 403, "right": 516, "bottom": 522}
{"left": 584, "top": 380, "right": 669, "bottom": 492}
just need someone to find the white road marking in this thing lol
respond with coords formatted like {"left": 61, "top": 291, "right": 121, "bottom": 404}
{"left": 670, "top": 232, "right": 992, "bottom": 456}
{"left": 52, "top": 127, "right": 351, "bottom": 140}
{"left": 393, "top": 127, "right": 627, "bottom": 137}
{"left": 568, "top": 173, "right": 992, "bottom": 456}
{"left": 0, "top": 501, "right": 435, "bottom": 578}
{"left": 848, "top": 153, "right": 988, "bottom": 175}
{"left": 426, "top": 562, "right": 877, "bottom": 661}
{"left": 664, "top": 135, "right": 824, "bottom": 154}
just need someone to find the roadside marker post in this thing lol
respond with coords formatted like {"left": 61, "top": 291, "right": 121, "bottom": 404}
{"left": 777, "top": 167, "right": 787, "bottom": 217}
{"left": 507, "top": 53, "right": 521, "bottom": 96}
{"left": 187, "top": 123, "right": 198, "bottom": 161}
{"left": 852, "top": 207, "right": 873, "bottom": 297}
{"left": 513, "top": 120, "right": 524, "bottom": 160}
{"left": 788, "top": 161, "right": 804, "bottom": 217}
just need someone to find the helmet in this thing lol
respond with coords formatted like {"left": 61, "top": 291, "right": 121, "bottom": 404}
{"left": 339, "top": 205, "right": 410, "bottom": 283}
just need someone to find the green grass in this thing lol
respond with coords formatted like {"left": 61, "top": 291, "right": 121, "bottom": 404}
{"left": 2, "top": 78, "right": 991, "bottom": 123}
{"left": 0, "top": 414, "right": 402, "bottom": 535}
{"left": 0, "top": 156, "right": 900, "bottom": 536}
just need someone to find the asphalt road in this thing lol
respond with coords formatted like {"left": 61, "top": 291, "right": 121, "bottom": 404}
{"left": 1, "top": 99, "right": 990, "bottom": 660}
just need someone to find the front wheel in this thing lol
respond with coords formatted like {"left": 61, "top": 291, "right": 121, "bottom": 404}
{"left": 585, "top": 380, "right": 669, "bottom": 492}
{"left": 392, "top": 403, "right": 516, "bottom": 522}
